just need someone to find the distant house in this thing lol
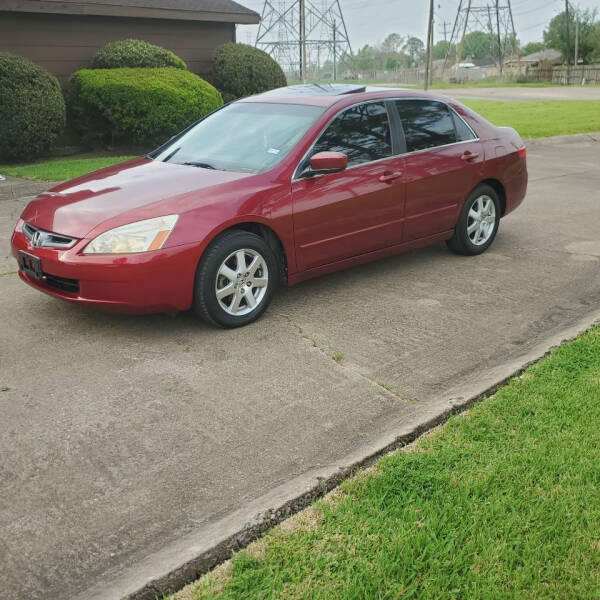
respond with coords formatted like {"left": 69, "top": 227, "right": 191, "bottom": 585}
{"left": 505, "top": 49, "right": 562, "bottom": 68}
{"left": 0, "top": 0, "right": 260, "bottom": 84}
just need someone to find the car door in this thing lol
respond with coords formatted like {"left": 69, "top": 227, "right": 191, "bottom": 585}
{"left": 291, "top": 100, "right": 405, "bottom": 272}
{"left": 394, "top": 99, "right": 484, "bottom": 242}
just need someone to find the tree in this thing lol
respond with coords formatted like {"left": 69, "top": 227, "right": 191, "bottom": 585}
{"left": 432, "top": 40, "right": 455, "bottom": 60}
{"left": 543, "top": 8, "right": 598, "bottom": 63}
{"left": 402, "top": 37, "right": 425, "bottom": 66}
{"left": 521, "top": 41, "right": 546, "bottom": 56}
{"left": 381, "top": 33, "right": 404, "bottom": 55}
{"left": 462, "top": 30, "right": 495, "bottom": 61}
{"left": 591, "top": 22, "right": 600, "bottom": 62}
{"left": 385, "top": 56, "right": 399, "bottom": 70}
{"left": 352, "top": 45, "right": 379, "bottom": 72}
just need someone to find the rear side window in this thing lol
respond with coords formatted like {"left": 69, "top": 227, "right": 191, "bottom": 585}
{"left": 452, "top": 109, "right": 477, "bottom": 142}
{"left": 312, "top": 101, "right": 393, "bottom": 167}
{"left": 395, "top": 99, "right": 457, "bottom": 152}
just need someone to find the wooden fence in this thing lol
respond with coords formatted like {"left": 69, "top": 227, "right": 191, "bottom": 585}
{"left": 525, "top": 65, "right": 600, "bottom": 85}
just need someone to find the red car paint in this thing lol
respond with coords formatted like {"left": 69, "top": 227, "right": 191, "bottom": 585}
{"left": 11, "top": 88, "right": 527, "bottom": 314}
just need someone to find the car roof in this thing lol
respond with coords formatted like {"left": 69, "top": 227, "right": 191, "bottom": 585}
{"left": 238, "top": 83, "right": 456, "bottom": 108}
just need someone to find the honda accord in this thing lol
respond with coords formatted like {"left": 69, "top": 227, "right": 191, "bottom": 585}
{"left": 12, "top": 84, "right": 527, "bottom": 327}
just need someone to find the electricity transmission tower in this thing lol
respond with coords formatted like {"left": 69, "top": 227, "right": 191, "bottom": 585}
{"left": 255, "top": 0, "right": 352, "bottom": 81}
{"left": 442, "top": 0, "right": 519, "bottom": 76}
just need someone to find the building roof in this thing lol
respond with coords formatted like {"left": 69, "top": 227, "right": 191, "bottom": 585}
{"left": 521, "top": 49, "right": 562, "bottom": 63}
{"left": 0, "top": 0, "right": 261, "bottom": 24}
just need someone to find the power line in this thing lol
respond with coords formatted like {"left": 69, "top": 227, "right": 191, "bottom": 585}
{"left": 513, "top": 0, "right": 560, "bottom": 17}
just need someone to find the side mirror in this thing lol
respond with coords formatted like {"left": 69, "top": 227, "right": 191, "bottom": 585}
{"left": 305, "top": 151, "right": 348, "bottom": 177}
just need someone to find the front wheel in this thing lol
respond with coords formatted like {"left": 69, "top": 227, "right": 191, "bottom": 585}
{"left": 447, "top": 185, "right": 500, "bottom": 256}
{"left": 193, "top": 230, "right": 278, "bottom": 328}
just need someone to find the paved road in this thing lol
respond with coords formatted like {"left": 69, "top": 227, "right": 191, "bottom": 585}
{"left": 1, "top": 135, "right": 600, "bottom": 599}
{"left": 439, "top": 86, "right": 600, "bottom": 102}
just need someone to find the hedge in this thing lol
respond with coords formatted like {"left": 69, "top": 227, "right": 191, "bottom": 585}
{"left": 0, "top": 53, "right": 66, "bottom": 161}
{"left": 92, "top": 39, "right": 186, "bottom": 70}
{"left": 211, "top": 43, "right": 287, "bottom": 102}
{"left": 68, "top": 67, "right": 223, "bottom": 147}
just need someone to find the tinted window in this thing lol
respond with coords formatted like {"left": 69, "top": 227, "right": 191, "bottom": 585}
{"left": 452, "top": 109, "right": 477, "bottom": 142}
{"left": 395, "top": 100, "right": 457, "bottom": 152}
{"left": 312, "top": 102, "right": 393, "bottom": 167}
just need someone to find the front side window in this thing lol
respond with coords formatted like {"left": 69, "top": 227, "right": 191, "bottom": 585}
{"left": 395, "top": 99, "right": 457, "bottom": 153}
{"left": 155, "top": 102, "right": 325, "bottom": 174}
{"left": 311, "top": 102, "right": 393, "bottom": 168}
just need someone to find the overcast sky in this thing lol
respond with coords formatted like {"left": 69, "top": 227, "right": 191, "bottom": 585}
{"left": 235, "top": 0, "right": 599, "bottom": 50}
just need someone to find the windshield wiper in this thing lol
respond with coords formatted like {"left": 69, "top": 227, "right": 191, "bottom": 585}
{"left": 181, "top": 161, "right": 217, "bottom": 170}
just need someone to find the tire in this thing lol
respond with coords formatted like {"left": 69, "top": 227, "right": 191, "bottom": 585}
{"left": 193, "top": 230, "right": 278, "bottom": 328}
{"left": 447, "top": 184, "right": 501, "bottom": 256}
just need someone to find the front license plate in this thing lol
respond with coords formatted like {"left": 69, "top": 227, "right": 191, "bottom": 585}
{"left": 18, "top": 250, "right": 42, "bottom": 280}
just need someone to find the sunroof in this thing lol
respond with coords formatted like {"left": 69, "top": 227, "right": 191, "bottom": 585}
{"left": 279, "top": 83, "right": 367, "bottom": 96}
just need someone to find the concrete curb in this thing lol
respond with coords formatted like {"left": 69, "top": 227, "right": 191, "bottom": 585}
{"left": 75, "top": 308, "right": 600, "bottom": 600}
{"left": 524, "top": 131, "right": 600, "bottom": 145}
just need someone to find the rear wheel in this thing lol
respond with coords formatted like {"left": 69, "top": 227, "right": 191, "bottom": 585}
{"left": 447, "top": 184, "right": 500, "bottom": 256}
{"left": 193, "top": 230, "right": 278, "bottom": 328}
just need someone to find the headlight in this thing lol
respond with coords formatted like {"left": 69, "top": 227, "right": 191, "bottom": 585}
{"left": 83, "top": 215, "right": 179, "bottom": 254}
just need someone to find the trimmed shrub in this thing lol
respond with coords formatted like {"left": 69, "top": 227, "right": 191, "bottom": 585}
{"left": 92, "top": 39, "right": 186, "bottom": 70}
{"left": 0, "top": 53, "right": 66, "bottom": 161}
{"left": 68, "top": 67, "right": 223, "bottom": 147}
{"left": 211, "top": 43, "right": 287, "bottom": 102}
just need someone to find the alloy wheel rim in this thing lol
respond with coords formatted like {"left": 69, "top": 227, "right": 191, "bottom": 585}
{"left": 467, "top": 195, "right": 496, "bottom": 246}
{"left": 215, "top": 249, "right": 269, "bottom": 316}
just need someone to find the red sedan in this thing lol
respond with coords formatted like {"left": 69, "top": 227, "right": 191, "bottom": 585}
{"left": 12, "top": 84, "right": 527, "bottom": 328}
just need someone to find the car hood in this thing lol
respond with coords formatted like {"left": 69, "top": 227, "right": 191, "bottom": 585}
{"left": 20, "top": 158, "right": 253, "bottom": 239}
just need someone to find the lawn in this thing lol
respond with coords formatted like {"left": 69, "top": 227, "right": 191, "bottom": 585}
{"left": 431, "top": 79, "right": 572, "bottom": 89}
{"left": 174, "top": 325, "right": 600, "bottom": 600}
{"left": 0, "top": 156, "right": 135, "bottom": 182}
{"left": 461, "top": 100, "right": 600, "bottom": 138}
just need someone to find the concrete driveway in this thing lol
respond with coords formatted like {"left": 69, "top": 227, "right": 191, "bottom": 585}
{"left": 1, "top": 135, "right": 600, "bottom": 600}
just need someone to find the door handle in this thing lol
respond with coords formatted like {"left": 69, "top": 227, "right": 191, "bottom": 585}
{"left": 379, "top": 170, "right": 403, "bottom": 183}
{"left": 461, "top": 151, "right": 479, "bottom": 161}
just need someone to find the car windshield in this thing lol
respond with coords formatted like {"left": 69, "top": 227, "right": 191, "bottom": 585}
{"left": 154, "top": 102, "right": 325, "bottom": 174}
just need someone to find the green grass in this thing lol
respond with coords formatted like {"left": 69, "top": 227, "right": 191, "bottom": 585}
{"left": 461, "top": 100, "right": 600, "bottom": 138}
{"left": 332, "top": 351, "right": 344, "bottom": 363}
{"left": 177, "top": 325, "right": 600, "bottom": 600}
{"left": 0, "top": 156, "right": 136, "bottom": 181}
{"left": 430, "top": 79, "right": 568, "bottom": 89}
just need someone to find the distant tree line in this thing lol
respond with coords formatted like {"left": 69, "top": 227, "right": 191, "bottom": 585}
{"left": 337, "top": 8, "right": 600, "bottom": 74}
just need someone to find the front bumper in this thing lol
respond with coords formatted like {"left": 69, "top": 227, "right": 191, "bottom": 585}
{"left": 11, "top": 222, "right": 203, "bottom": 314}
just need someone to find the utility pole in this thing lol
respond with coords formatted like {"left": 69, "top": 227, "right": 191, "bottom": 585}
{"left": 565, "top": 0, "right": 571, "bottom": 84}
{"left": 456, "top": 0, "right": 472, "bottom": 70}
{"left": 442, "top": 0, "right": 462, "bottom": 75}
{"left": 495, "top": 0, "right": 503, "bottom": 75}
{"left": 299, "top": 0, "right": 307, "bottom": 82}
{"left": 439, "top": 20, "right": 450, "bottom": 44}
{"left": 507, "top": 0, "right": 520, "bottom": 74}
{"left": 424, "top": 0, "right": 434, "bottom": 90}
{"left": 333, "top": 20, "right": 337, "bottom": 80}
{"left": 428, "top": 11, "right": 434, "bottom": 85}
{"left": 574, "top": 17, "right": 579, "bottom": 67}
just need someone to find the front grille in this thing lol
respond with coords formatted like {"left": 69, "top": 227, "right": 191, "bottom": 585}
{"left": 23, "top": 222, "right": 78, "bottom": 249}
{"left": 42, "top": 273, "right": 80, "bottom": 294}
